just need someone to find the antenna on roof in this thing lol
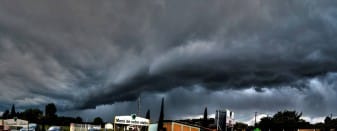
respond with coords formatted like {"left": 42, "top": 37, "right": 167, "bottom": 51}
{"left": 137, "top": 95, "right": 141, "bottom": 116}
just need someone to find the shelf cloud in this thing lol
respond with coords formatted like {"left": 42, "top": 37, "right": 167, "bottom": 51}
{"left": 0, "top": 0, "right": 337, "bottom": 120}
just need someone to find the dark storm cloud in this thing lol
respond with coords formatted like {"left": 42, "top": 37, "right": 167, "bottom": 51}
{"left": 0, "top": 0, "right": 337, "bottom": 112}
{"left": 62, "top": 73, "right": 337, "bottom": 123}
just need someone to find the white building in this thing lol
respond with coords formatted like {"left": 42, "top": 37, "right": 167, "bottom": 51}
{"left": 215, "top": 109, "right": 235, "bottom": 131}
{"left": 114, "top": 114, "right": 150, "bottom": 131}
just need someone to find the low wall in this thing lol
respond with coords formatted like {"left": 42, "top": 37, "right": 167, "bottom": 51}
{"left": 70, "top": 123, "right": 101, "bottom": 131}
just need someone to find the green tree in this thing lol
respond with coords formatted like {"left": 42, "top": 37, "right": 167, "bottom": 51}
{"left": 325, "top": 116, "right": 334, "bottom": 130}
{"left": 257, "top": 116, "right": 272, "bottom": 131}
{"left": 158, "top": 98, "right": 164, "bottom": 131}
{"left": 273, "top": 110, "right": 302, "bottom": 130}
{"left": 75, "top": 116, "right": 83, "bottom": 123}
{"left": 93, "top": 117, "right": 104, "bottom": 125}
{"left": 45, "top": 103, "right": 57, "bottom": 124}
{"left": 324, "top": 116, "right": 331, "bottom": 124}
{"left": 45, "top": 103, "right": 57, "bottom": 117}
{"left": 21, "top": 108, "right": 43, "bottom": 123}
{"left": 257, "top": 111, "right": 311, "bottom": 131}
{"left": 273, "top": 110, "right": 302, "bottom": 122}
{"left": 234, "top": 122, "right": 248, "bottom": 131}
{"left": 2, "top": 110, "right": 10, "bottom": 119}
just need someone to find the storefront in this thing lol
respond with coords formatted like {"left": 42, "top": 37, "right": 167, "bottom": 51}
{"left": 114, "top": 114, "right": 150, "bottom": 131}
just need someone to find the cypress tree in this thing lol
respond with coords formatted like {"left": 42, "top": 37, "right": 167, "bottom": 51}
{"left": 158, "top": 98, "right": 164, "bottom": 131}
{"left": 146, "top": 109, "right": 151, "bottom": 120}
{"left": 203, "top": 107, "right": 208, "bottom": 127}
{"left": 10, "top": 104, "right": 16, "bottom": 118}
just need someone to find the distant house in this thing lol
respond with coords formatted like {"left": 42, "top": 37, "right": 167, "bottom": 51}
{"left": 163, "top": 121, "right": 200, "bottom": 131}
{"left": 0, "top": 118, "right": 29, "bottom": 130}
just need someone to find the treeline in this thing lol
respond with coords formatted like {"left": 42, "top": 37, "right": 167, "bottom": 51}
{"left": 175, "top": 108, "right": 337, "bottom": 131}
{"left": 0, "top": 103, "right": 104, "bottom": 127}
{"left": 256, "top": 110, "right": 337, "bottom": 131}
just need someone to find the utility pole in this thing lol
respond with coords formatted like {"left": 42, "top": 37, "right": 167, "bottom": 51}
{"left": 137, "top": 95, "right": 141, "bottom": 116}
{"left": 216, "top": 111, "right": 219, "bottom": 131}
{"left": 255, "top": 112, "right": 257, "bottom": 127}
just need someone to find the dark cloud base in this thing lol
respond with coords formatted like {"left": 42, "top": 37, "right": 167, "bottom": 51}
{"left": 62, "top": 73, "right": 337, "bottom": 123}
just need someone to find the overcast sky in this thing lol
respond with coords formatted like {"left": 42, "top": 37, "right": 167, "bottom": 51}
{"left": 0, "top": 0, "right": 337, "bottom": 124}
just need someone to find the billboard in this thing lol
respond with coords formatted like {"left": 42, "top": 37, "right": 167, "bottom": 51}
{"left": 114, "top": 115, "right": 150, "bottom": 126}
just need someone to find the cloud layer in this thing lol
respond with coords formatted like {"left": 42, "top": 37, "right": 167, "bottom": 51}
{"left": 0, "top": 0, "right": 337, "bottom": 121}
{"left": 61, "top": 73, "right": 337, "bottom": 124}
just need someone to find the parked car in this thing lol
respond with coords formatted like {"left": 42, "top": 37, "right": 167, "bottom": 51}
{"left": 48, "top": 126, "right": 61, "bottom": 131}
{"left": 19, "top": 123, "right": 38, "bottom": 131}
